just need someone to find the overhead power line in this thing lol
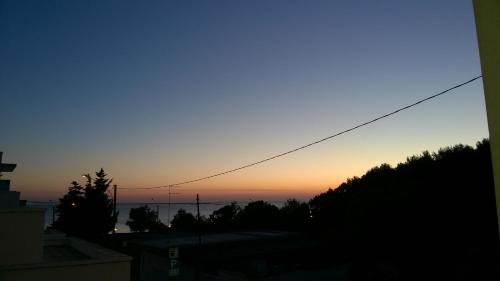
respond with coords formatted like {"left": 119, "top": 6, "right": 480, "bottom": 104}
{"left": 121, "top": 75, "right": 482, "bottom": 190}
{"left": 118, "top": 187, "right": 161, "bottom": 190}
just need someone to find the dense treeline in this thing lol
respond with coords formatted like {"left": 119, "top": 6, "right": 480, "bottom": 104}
{"left": 128, "top": 199, "right": 310, "bottom": 232}
{"left": 308, "top": 139, "right": 499, "bottom": 278}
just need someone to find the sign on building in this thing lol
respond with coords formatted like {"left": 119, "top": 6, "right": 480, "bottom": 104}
{"left": 168, "top": 247, "right": 179, "bottom": 277}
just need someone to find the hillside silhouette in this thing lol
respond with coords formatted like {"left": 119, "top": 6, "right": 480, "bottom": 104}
{"left": 308, "top": 139, "right": 498, "bottom": 279}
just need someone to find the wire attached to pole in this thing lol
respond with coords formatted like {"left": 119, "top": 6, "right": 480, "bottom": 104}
{"left": 120, "top": 75, "right": 482, "bottom": 190}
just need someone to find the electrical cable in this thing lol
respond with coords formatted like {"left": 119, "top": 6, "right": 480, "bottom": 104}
{"left": 120, "top": 75, "right": 482, "bottom": 190}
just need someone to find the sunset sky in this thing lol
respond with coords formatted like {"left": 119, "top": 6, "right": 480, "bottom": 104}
{"left": 1, "top": 0, "right": 489, "bottom": 203}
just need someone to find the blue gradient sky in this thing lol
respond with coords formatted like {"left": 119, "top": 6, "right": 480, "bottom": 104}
{"left": 1, "top": 0, "right": 489, "bottom": 202}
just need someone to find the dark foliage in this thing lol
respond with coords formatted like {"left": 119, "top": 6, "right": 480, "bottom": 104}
{"left": 309, "top": 139, "right": 499, "bottom": 279}
{"left": 171, "top": 209, "right": 198, "bottom": 231}
{"left": 52, "top": 181, "right": 84, "bottom": 234}
{"left": 236, "top": 200, "right": 280, "bottom": 229}
{"left": 169, "top": 199, "right": 310, "bottom": 232}
{"left": 53, "top": 169, "right": 118, "bottom": 237}
{"left": 127, "top": 205, "right": 158, "bottom": 232}
{"left": 279, "top": 198, "right": 310, "bottom": 230}
{"left": 209, "top": 201, "right": 241, "bottom": 230}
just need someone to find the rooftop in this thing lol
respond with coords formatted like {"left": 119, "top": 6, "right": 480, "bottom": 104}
{"left": 43, "top": 245, "right": 89, "bottom": 263}
{"left": 1, "top": 232, "right": 131, "bottom": 271}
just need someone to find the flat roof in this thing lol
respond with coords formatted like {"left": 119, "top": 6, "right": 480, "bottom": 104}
{"left": 43, "top": 245, "right": 89, "bottom": 262}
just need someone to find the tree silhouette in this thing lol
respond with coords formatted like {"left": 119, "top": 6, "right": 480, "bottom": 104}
{"left": 53, "top": 169, "right": 118, "bottom": 237}
{"left": 52, "top": 181, "right": 84, "bottom": 234}
{"left": 279, "top": 198, "right": 310, "bottom": 230}
{"left": 127, "top": 205, "right": 158, "bottom": 232}
{"left": 209, "top": 202, "right": 240, "bottom": 230}
{"left": 237, "top": 200, "right": 280, "bottom": 229}
{"left": 171, "top": 209, "right": 197, "bottom": 231}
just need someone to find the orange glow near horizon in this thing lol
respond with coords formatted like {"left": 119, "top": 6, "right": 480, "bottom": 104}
{"left": 2, "top": 0, "right": 491, "bottom": 207}
{"left": 8, "top": 134, "right": 489, "bottom": 203}
{"left": 15, "top": 176, "right": 341, "bottom": 203}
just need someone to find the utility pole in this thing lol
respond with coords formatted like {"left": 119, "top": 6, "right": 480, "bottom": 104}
{"left": 473, "top": 0, "right": 500, "bottom": 235}
{"left": 156, "top": 204, "right": 160, "bottom": 223}
{"left": 196, "top": 194, "right": 201, "bottom": 246}
{"left": 50, "top": 200, "right": 55, "bottom": 225}
{"left": 113, "top": 184, "right": 117, "bottom": 234}
{"left": 195, "top": 194, "right": 202, "bottom": 281}
{"left": 168, "top": 185, "right": 172, "bottom": 227}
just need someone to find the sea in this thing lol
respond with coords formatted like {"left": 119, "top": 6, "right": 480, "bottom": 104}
{"left": 27, "top": 201, "right": 284, "bottom": 233}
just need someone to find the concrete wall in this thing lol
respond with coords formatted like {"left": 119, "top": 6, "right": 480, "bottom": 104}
{"left": 473, "top": 0, "right": 500, "bottom": 231}
{"left": 0, "top": 208, "right": 44, "bottom": 265}
{"left": 0, "top": 260, "right": 130, "bottom": 281}
{"left": 0, "top": 212, "right": 132, "bottom": 281}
